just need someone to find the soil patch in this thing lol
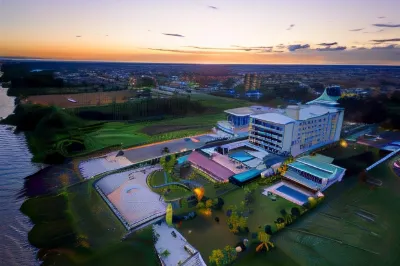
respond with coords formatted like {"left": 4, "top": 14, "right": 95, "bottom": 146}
{"left": 140, "top": 124, "right": 205, "bottom": 136}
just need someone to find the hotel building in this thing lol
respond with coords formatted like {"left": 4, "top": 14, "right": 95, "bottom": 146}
{"left": 244, "top": 73, "right": 261, "bottom": 91}
{"left": 248, "top": 86, "right": 344, "bottom": 156}
{"left": 216, "top": 106, "right": 283, "bottom": 137}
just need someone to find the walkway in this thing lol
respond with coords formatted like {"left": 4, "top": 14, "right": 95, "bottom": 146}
{"left": 366, "top": 148, "right": 400, "bottom": 172}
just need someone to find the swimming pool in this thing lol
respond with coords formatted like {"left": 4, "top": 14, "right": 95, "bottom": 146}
{"left": 229, "top": 151, "right": 255, "bottom": 162}
{"left": 276, "top": 185, "right": 309, "bottom": 203}
{"left": 177, "top": 155, "right": 189, "bottom": 164}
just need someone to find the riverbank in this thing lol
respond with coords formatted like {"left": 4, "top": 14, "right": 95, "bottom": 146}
{"left": 0, "top": 86, "right": 41, "bottom": 265}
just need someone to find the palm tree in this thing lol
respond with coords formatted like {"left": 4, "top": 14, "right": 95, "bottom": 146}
{"left": 256, "top": 232, "right": 275, "bottom": 252}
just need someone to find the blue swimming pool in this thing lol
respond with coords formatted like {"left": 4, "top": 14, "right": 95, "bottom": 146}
{"left": 276, "top": 185, "right": 309, "bottom": 203}
{"left": 177, "top": 155, "right": 189, "bottom": 164}
{"left": 229, "top": 151, "right": 255, "bottom": 162}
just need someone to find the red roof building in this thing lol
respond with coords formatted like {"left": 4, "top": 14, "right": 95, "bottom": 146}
{"left": 188, "top": 151, "right": 234, "bottom": 182}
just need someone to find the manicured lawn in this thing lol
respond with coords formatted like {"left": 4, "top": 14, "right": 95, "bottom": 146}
{"left": 148, "top": 170, "right": 193, "bottom": 201}
{"left": 222, "top": 186, "right": 298, "bottom": 232}
{"left": 66, "top": 180, "right": 127, "bottom": 248}
{"left": 178, "top": 209, "right": 242, "bottom": 261}
{"left": 236, "top": 148, "right": 400, "bottom": 266}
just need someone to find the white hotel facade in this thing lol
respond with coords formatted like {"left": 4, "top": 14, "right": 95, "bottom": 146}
{"left": 248, "top": 86, "right": 344, "bottom": 156}
{"left": 249, "top": 105, "right": 344, "bottom": 156}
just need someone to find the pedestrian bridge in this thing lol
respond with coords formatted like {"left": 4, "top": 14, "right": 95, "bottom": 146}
{"left": 366, "top": 148, "right": 400, "bottom": 172}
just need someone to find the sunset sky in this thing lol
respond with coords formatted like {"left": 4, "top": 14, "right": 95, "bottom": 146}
{"left": 1, "top": 0, "right": 400, "bottom": 64}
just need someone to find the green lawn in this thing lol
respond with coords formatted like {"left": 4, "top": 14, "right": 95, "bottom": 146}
{"left": 234, "top": 148, "right": 400, "bottom": 266}
{"left": 222, "top": 186, "right": 297, "bottom": 232}
{"left": 75, "top": 113, "right": 226, "bottom": 154}
{"left": 147, "top": 170, "right": 194, "bottom": 201}
{"left": 66, "top": 180, "right": 127, "bottom": 248}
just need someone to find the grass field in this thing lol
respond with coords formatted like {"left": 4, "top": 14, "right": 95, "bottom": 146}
{"left": 25, "top": 90, "right": 137, "bottom": 108}
{"left": 147, "top": 170, "right": 194, "bottom": 201}
{"left": 234, "top": 145, "right": 400, "bottom": 266}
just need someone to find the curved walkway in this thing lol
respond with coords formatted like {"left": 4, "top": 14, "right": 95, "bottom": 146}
{"left": 147, "top": 170, "right": 203, "bottom": 191}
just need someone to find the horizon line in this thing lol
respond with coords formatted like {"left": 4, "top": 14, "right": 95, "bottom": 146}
{"left": 1, "top": 57, "right": 400, "bottom": 67}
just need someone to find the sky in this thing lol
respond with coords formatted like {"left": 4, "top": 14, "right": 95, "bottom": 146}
{"left": 1, "top": 0, "right": 400, "bottom": 65}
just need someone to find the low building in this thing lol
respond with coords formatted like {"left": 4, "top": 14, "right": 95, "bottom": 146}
{"left": 153, "top": 222, "right": 207, "bottom": 266}
{"left": 187, "top": 151, "right": 234, "bottom": 182}
{"left": 283, "top": 154, "right": 346, "bottom": 192}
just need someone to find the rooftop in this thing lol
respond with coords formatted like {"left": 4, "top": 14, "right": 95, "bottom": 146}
{"left": 251, "top": 112, "right": 295, "bottom": 124}
{"left": 288, "top": 155, "right": 346, "bottom": 180}
{"left": 231, "top": 168, "right": 262, "bottom": 183}
{"left": 298, "top": 105, "right": 338, "bottom": 120}
{"left": 188, "top": 151, "right": 235, "bottom": 182}
{"left": 153, "top": 222, "right": 206, "bottom": 266}
{"left": 225, "top": 106, "right": 280, "bottom": 117}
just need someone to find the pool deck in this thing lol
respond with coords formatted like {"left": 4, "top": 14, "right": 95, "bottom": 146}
{"left": 263, "top": 181, "right": 318, "bottom": 206}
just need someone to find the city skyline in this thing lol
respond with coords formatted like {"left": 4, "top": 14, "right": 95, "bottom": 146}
{"left": 1, "top": 0, "right": 400, "bottom": 65}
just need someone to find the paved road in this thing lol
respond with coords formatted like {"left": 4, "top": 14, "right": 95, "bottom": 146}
{"left": 123, "top": 134, "right": 215, "bottom": 163}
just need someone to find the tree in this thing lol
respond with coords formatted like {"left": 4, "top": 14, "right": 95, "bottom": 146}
{"left": 222, "top": 245, "right": 237, "bottom": 264}
{"left": 161, "top": 146, "right": 170, "bottom": 154}
{"left": 277, "top": 164, "right": 288, "bottom": 175}
{"left": 291, "top": 207, "right": 301, "bottom": 218}
{"left": 196, "top": 202, "right": 205, "bottom": 209}
{"left": 160, "top": 249, "right": 171, "bottom": 257}
{"left": 306, "top": 197, "right": 317, "bottom": 209}
{"left": 275, "top": 217, "right": 285, "bottom": 230}
{"left": 256, "top": 232, "right": 275, "bottom": 252}
{"left": 264, "top": 225, "right": 273, "bottom": 235}
{"left": 209, "top": 249, "right": 224, "bottom": 266}
{"left": 227, "top": 210, "right": 247, "bottom": 234}
{"left": 206, "top": 199, "right": 214, "bottom": 208}
{"left": 166, "top": 203, "right": 173, "bottom": 226}
{"left": 160, "top": 154, "right": 177, "bottom": 174}
{"left": 280, "top": 209, "right": 293, "bottom": 224}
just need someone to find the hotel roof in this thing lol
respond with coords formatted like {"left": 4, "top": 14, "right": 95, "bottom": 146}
{"left": 288, "top": 155, "right": 346, "bottom": 180}
{"left": 298, "top": 105, "right": 338, "bottom": 120}
{"left": 188, "top": 151, "right": 234, "bottom": 181}
{"left": 251, "top": 112, "right": 295, "bottom": 124}
{"left": 225, "top": 106, "right": 279, "bottom": 116}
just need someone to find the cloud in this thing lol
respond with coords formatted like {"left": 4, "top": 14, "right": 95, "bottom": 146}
{"left": 186, "top": 45, "right": 269, "bottom": 52}
{"left": 276, "top": 44, "right": 286, "bottom": 49}
{"left": 371, "top": 44, "right": 398, "bottom": 50}
{"left": 317, "top": 42, "right": 338, "bottom": 46}
{"left": 378, "top": 16, "right": 386, "bottom": 19}
{"left": 286, "top": 24, "right": 295, "bottom": 30}
{"left": 372, "top": 23, "right": 400, "bottom": 28}
{"left": 364, "top": 29, "right": 385, "bottom": 33}
{"left": 76, "top": 35, "right": 82, "bottom": 38}
{"left": 274, "top": 51, "right": 285, "bottom": 53}
{"left": 208, "top": 6, "right": 218, "bottom": 10}
{"left": 316, "top": 46, "right": 347, "bottom": 52}
{"left": 371, "top": 38, "right": 400, "bottom": 43}
{"left": 287, "top": 44, "right": 310, "bottom": 52}
{"left": 232, "top": 45, "right": 273, "bottom": 49}
{"left": 162, "top": 33, "right": 185, "bottom": 37}
{"left": 349, "top": 28, "right": 364, "bottom": 32}
{"left": 148, "top": 48, "right": 196, "bottom": 53}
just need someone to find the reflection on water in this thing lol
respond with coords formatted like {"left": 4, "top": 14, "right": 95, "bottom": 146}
{"left": 0, "top": 86, "right": 41, "bottom": 265}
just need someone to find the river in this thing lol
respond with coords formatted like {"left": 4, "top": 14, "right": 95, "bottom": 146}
{"left": 0, "top": 86, "right": 41, "bottom": 265}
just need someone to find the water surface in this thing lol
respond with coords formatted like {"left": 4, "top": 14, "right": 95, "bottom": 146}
{"left": 0, "top": 85, "right": 41, "bottom": 265}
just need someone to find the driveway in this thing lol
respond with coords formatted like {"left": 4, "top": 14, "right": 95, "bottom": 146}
{"left": 123, "top": 134, "right": 215, "bottom": 163}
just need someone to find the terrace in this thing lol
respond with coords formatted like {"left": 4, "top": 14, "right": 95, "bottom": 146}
{"left": 210, "top": 152, "right": 247, "bottom": 174}
{"left": 153, "top": 222, "right": 206, "bottom": 266}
